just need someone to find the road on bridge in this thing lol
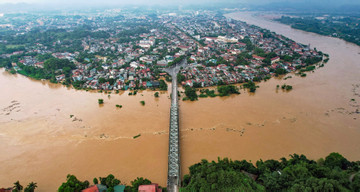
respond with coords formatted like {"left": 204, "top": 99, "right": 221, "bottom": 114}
{"left": 163, "top": 59, "right": 187, "bottom": 192}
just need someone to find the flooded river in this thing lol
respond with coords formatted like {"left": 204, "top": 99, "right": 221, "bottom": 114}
{"left": 1, "top": 12, "right": 360, "bottom": 191}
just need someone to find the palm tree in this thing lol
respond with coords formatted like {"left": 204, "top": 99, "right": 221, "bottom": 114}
{"left": 24, "top": 182, "right": 37, "bottom": 192}
{"left": 13, "top": 181, "right": 23, "bottom": 192}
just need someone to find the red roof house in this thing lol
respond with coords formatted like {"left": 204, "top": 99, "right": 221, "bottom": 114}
{"left": 252, "top": 55, "right": 265, "bottom": 61}
{"left": 271, "top": 56, "right": 280, "bottom": 64}
{"left": 138, "top": 184, "right": 162, "bottom": 192}
{"left": 82, "top": 185, "right": 99, "bottom": 192}
{"left": 0, "top": 188, "right": 13, "bottom": 192}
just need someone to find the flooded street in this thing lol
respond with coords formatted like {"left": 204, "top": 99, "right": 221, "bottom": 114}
{"left": 1, "top": 12, "right": 360, "bottom": 191}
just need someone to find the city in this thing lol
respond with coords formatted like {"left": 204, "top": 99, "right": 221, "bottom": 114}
{"left": 1, "top": 9, "right": 324, "bottom": 95}
{"left": 0, "top": 1, "right": 359, "bottom": 192}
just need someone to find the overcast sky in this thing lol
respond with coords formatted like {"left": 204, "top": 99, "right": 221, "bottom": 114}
{"left": 2, "top": 0, "right": 230, "bottom": 4}
{"left": 0, "top": 0, "right": 359, "bottom": 5}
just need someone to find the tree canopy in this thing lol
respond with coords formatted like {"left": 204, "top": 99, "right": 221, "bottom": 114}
{"left": 182, "top": 153, "right": 360, "bottom": 192}
{"left": 58, "top": 174, "right": 90, "bottom": 192}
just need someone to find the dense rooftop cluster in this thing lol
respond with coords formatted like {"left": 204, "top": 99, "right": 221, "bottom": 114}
{"left": 173, "top": 14, "right": 324, "bottom": 87}
{"left": 0, "top": 9, "right": 324, "bottom": 91}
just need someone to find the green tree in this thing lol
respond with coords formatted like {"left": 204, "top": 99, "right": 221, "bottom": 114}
{"left": 159, "top": 80, "right": 167, "bottom": 91}
{"left": 93, "top": 178, "right": 98, "bottom": 185}
{"left": 324, "top": 152, "right": 351, "bottom": 170}
{"left": 58, "top": 175, "right": 89, "bottom": 192}
{"left": 97, "top": 174, "right": 121, "bottom": 192}
{"left": 182, "top": 158, "right": 265, "bottom": 192}
{"left": 24, "top": 182, "right": 37, "bottom": 192}
{"left": 275, "top": 68, "right": 287, "bottom": 75}
{"left": 241, "top": 37, "right": 255, "bottom": 51}
{"left": 351, "top": 174, "right": 360, "bottom": 191}
{"left": 125, "top": 177, "right": 152, "bottom": 192}
{"left": 243, "top": 81, "right": 257, "bottom": 93}
{"left": 98, "top": 99, "right": 104, "bottom": 104}
{"left": 177, "top": 73, "right": 186, "bottom": 83}
{"left": 98, "top": 78, "right": 106, "bottom": 84}
{"left": 12, "top": 181, "right": 23, "bottom": 192}
{"left": 184, "top": 86, "right": 198, "bottom": 101}
{"left": 0, "top": 58, "right": 12, "bottom": 68}
{"left": 217, "top": 85, "right": 240, "bottom": 96}
{"left": 290, "top": 177, "right": 349, "bottom": 192}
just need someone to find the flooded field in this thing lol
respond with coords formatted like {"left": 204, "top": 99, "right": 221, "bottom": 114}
{"left": 0, "top": 12, "right": 360, "bottom": 191}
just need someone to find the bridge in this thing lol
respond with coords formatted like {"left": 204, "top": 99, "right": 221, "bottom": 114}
{"left": 164, "top": 59, "right": 187, "bottom": 192}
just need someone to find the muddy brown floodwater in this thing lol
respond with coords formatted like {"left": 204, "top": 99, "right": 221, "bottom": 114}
{"left": 1, "top": 12, "right": 360, "bottom": 191}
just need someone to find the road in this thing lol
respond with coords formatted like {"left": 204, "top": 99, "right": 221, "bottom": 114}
{"left": 163, "top": 59, "right": 187, "bottom": 192}
{"left": 163, "top": 59, "right": 186, "bottom": 104}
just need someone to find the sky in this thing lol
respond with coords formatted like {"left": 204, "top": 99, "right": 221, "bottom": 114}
{"left": 0, "top": 0, "right": 250, "bottom": 7}
{"left": 1, "top": 0, "right": 225, "bottom": 4}
{"left": 0, "top": 0, "right": 227, "bottom": 5}
{"left": 0, "top": 0, "right": 359, "bottom": 7}
{"left": 1, "top": 0, "right": 359, "bottom": 4}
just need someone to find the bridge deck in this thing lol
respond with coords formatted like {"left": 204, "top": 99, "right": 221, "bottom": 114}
{"left": 167, "top": 65, "right": 181, "bottom": 192}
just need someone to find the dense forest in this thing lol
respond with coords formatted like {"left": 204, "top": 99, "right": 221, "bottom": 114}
{"left": 276, "top": 16, "right": 360, "bottom": 46}
{"left": 182, "top": 152, "right": 360, "bottom": 192}
{"left": 8, "top": 153, "right": 360, "bottom": 192}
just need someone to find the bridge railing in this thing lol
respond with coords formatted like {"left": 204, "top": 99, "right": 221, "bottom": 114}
{"left": 167, "top": 73, "right": 181, "bottom": 192}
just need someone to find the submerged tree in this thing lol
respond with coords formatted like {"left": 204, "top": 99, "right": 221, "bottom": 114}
{"left": 24, "top": 182, "right": 37, "bottom": 192}
{"left": 12, "top": 181, "right": 23, "bottom": 192}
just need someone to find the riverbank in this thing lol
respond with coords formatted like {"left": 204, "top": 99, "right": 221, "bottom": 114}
{"left": 2, "top": 51, "right": 328, "bottom": 102}
{"left": 273, "top": 14, "right": 360, "bottom": 47}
